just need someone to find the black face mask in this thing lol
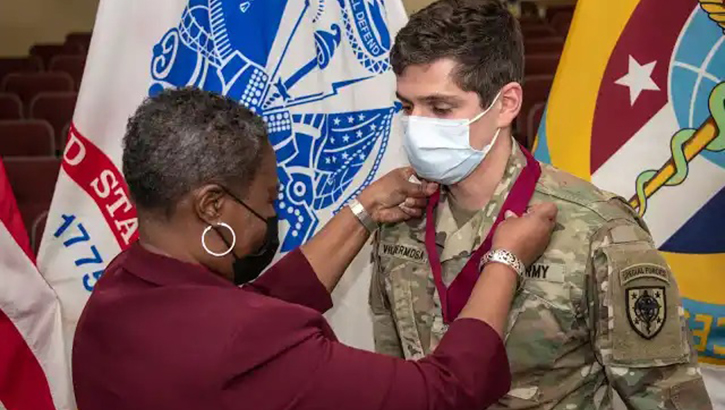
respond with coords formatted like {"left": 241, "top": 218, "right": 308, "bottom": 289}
{"left": 216, "top": 188, "right": 280, "bottom": 286}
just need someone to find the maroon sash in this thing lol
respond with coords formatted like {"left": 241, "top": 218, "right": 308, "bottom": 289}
{"left": 425, "top": 146, "right": 542, "bottom": 323}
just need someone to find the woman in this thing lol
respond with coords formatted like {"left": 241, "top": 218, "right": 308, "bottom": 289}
{"left": 73, "top": 87, "right": 557, "bottom": 410}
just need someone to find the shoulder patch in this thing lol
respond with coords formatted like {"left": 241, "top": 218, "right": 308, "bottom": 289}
{"left": 621, "top": 263, "right": 669, "bottom": 285}
{"left": 626, "top": 286, "right": 666, "bottom": 340}
{"left": 600, "top": 244, "right": 690, "bottom": 366}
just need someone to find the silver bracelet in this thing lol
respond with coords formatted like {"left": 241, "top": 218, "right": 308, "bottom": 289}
{"left": 482, "top": 249, "right": 526, "bottom": 287}
{"left": 348, "top": 198, "right": 378, "bottom": 233}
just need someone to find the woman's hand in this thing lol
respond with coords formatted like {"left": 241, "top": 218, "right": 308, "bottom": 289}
{"left": 492, "top": 202, "right": 558, "bottom": 266}
{"left": 458, "top": 203, "right": 558, "bottom": 336}
{"left": 357, "top": 167, "right": 438, "bottom": 224}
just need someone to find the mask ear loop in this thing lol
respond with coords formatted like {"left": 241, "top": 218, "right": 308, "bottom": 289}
{"left": 218, "top": 186, "right": 272, "bottom": 255}
{"left": 467, "top": 90, "right": 504, "bottom": 152}
{"left": 219, "top": 187, "right": 269, "bottom": 256}
{"left": 467, "top": 90, "right": 504, "bottom": 125}
{"left": 201, "top": 222, "right": 237, "bottom": 257}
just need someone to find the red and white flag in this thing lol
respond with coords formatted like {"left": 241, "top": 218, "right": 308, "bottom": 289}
{"left": 0, "top": 159, "right": 73, "bottom": 410}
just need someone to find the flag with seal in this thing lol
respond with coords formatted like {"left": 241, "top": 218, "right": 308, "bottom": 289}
{"left": 38, "top": 0, "right": 410, "bottom": 360}
{"left": 535, "top": 0, "right": 725, "bottom": 406}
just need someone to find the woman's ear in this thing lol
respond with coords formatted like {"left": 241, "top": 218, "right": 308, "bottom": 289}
{"left": 193, "top": 184, "right": 226, "bottom": 225}
{"left": 495, "top": 82, "right": 523, "bottom": 128}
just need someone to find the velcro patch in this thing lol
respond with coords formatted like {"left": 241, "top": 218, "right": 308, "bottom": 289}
{"left": 620, "top": 263, "right": 669, "bottom": 285}
{"left": 609, "top": 224, "right": 641, "bottom": 243}
{"left": 603, "top": 245, "right": 689, "bottom": 366}
{"left": 523, "top": 264, "right": 564, "bottom": 282}
{"left": 380, "top": 243, "right": 428, "bottom": 263}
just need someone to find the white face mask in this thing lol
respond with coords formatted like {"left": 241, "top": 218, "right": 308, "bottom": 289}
{"left": 402, "top": 91, "right": 502, "bottom": 185}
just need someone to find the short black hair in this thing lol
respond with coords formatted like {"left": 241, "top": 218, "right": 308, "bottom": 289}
{"left": 122, "top": 87, "right": 268, "bottom": 215}
{"left": 391, "top": 0, "right": 524, "bottom": 107}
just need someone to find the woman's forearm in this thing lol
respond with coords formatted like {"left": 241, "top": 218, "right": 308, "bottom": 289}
{"left": 456, "top": 263, "right": 518, "bottom": 337}
{"left": 300, "top": 206, "right": 370, "bottom": 293}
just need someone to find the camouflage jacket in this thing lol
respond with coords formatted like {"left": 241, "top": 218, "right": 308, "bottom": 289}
{"left": 370, "top": 142, "right": 712, "bottom": 409}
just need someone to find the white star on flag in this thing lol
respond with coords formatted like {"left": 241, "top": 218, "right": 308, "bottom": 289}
{"left": 615, "top": 55, "right": 660, "bottom": 105}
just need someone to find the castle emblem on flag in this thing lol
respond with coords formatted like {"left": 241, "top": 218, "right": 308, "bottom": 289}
{"left": 148, "top": 0, "right": 398, "bottom": 251}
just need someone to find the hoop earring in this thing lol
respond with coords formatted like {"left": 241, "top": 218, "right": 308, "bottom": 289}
{"left": 201, "top": 222, "right": 236, "bottom": 257}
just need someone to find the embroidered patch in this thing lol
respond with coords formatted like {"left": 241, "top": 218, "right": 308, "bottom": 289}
{"left": 626, "top": 286, "right": 666, "bottom": 340}
{"left": 620, "top": 263, "right": 669, "bottom": 285}
{"left": 380, "top": 243, "right": 427, "bottom": 263}
{"left": 523, "top": 264, "right": 564, "bottom": 282}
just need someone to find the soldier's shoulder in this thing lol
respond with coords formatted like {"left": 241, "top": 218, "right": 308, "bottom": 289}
{"left": 536, "top": 163, "right": 611, "bottom": 204}
{"left": 536, "top": 163, "right": 640, "bottom": 224}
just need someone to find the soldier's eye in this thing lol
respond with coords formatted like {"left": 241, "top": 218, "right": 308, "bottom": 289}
{"left": 432, "top": 106, "right": 452, "bottom": 116}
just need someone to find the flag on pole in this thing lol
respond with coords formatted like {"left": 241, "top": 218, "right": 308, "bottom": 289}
{"left": 0, "top": 158, "right": 73, "bottom": 410}
{"left": 535, "top": 0, "right": 725, "bottom": 407}
{"left": 38, "top": 0, "right": 409, "bottom": 356}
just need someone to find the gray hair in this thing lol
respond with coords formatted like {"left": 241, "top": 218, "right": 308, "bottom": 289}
{"left": 122, "top": 87, "right": 268, "bottom": 215}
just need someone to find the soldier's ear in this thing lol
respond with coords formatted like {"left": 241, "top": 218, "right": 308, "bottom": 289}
{"left": 495, "top": 82, "right": 522, "bottom": 129}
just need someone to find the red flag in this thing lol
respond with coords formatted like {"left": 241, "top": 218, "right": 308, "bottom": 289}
{"left": 0, "top": 158, "right": 74, "bottom": 409}
{"left": 0, "top": 160, "right": 32, "bottom": 262}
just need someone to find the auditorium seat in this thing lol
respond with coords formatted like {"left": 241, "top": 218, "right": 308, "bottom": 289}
{"left": 519, "top": 2, "right": 540, "bottom": 20}
{"left": 546, "top": 4, "right": 575, "bottom": 17}
{"left": 550, "top": 12, "right": 573, "bottom": 37}
{"left": 66, "top": 32, "right": 93, "bottom": 53}
{"left": 3, "top": 157, "right": 61, "bottom": 232}
{"left": 0, "top": 56, "right": 43, "bottom": 84}
{"left": 527, "top": 102, "right": 547, "bottom": 144}
{"left": 1, "top": 72, "right": 74, "bottom": 115}
{"left": 31, "top": 210, "right": 48, "bottom": 255}
{"left": 30, "top": 92, "right": 77, "bottom": 149}
{"left": 521, "top": 24, "right": 557, "bottom": 38}
{"left": 0, "top": 120, "right": 55, "bottom": 157}
{"left": 524, "top": 37, "right": 565, "bottom": 55}
{"left": 60, "top": 122, "right": 71, "bottom": 152}
{"left": 0, "top": 93, "right": 23, "bottom": 120}
{"left": 518, "top": 75, "right": 554, "bottom": 137}
{"left": 49, "top": 56, "right": 86, "bottom": 90}
{"left": 519, "top": 16, "right": 545, "bottom": 26}
{"left": 525, "top": 54, "right": 560, "bottom": 76}
{"left": 30, "top": 44, "right": 84, "bottom": 69}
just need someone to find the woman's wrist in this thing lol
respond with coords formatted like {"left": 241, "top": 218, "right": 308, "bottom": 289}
{"left": 480, "top": 262, "right": 518, "bottom": 292}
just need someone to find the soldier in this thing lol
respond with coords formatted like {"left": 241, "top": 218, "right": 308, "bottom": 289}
{"left": 369, "top": 0, "right": 713, "bottom": 408}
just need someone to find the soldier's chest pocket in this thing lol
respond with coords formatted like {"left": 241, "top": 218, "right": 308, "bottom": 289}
{"left": 503, "top": 283, "right": 583, "bottom": 381}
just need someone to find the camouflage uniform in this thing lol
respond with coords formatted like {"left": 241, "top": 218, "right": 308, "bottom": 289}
{"left": 370, "top": 142, "right": 712, "bottom": 409}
